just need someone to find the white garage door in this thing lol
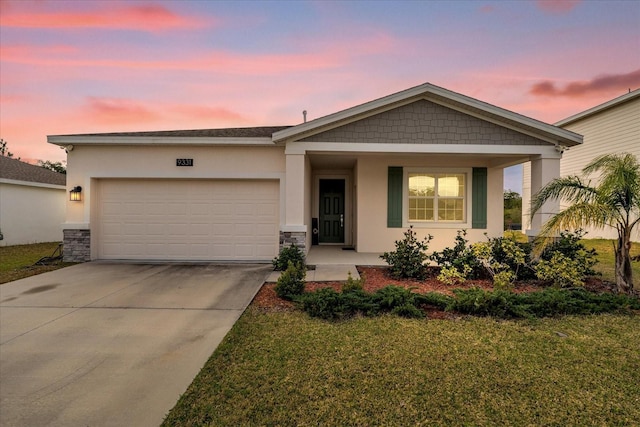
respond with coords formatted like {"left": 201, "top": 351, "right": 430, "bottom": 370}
{"left": 97, "top": 179, "right": 279, "bottom": 261}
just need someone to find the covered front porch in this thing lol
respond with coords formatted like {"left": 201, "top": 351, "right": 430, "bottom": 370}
{"left": 274, "top": 83, "right": 581, "bottom": 256}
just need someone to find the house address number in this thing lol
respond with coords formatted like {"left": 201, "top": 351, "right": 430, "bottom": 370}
{"left": 176, "top": 158, "right": 194, "bottom": 167}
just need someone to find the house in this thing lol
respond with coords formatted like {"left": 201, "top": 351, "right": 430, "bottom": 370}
{"left": 48, "top": 83, "right": 581, "bottom": 263}
{"left": 0, "top": 156, "right": 66, "bottom": 246}
{"left": 522, "top": 88, "right": 640, "bottom": 240}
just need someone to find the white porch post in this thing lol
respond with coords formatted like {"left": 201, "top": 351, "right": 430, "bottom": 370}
{"left": 282, "top": 153, "right": 307, "bottom": 250}
{"left": 526, "top": 155, "right": 561, "bottom": 238}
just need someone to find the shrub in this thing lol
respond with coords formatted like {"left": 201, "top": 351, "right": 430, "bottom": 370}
{"left": 539, "top": 230, "right": 598, "bottom": 277}
{"left": 341, "top": 271, "right": 365, "bottom": 293}
{"left": 471, "top": 237, "right": 527, "bottom": 291}
{"left": 272, "top": 244, "right": 305, "bottom": 271}
{"left": 437, "top": 265, "right": 471, "bottom": 286}
{"left": 380, "top": 226, "right": 433, "bottom": 279}
{"left": 298, "top": 285, "right": 425, "bottom": 320}
{"left": 535, "top": 252, "right": 587, "bottom": 288}
{"left": 449, "top": 287, "right": 640, "bottom": 319}
{"left": 415, "top": 292, "right": 454, "bottom": 310}
{"left": 298, "top": 287, "right": 376, "bottom": 320}
{"left": 274, "top": 261, "right": 306, "bottom": 300}
{"left": 430, "top": 229, "right": 483, "bottom": 280}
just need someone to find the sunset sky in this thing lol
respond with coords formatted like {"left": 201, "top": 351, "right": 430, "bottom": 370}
{"left": 1, "top": 0, "right": 639, "bottom": 192}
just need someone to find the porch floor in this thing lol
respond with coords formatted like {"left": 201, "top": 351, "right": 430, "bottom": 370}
{"left": 306, "top": 245, "right": 386, "bottom": 266}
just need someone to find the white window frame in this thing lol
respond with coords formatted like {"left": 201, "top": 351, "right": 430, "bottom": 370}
{"left": 403, "top": 167, "right": 472, "bottom": 229}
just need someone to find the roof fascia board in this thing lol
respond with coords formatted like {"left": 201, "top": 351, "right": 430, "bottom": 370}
{"left": 47, "top": 136, "right": 275, "bottom": 146}
{"left": 0, "top": 178, "right": 66, "bottom": 190}
{"left": 555, "top": 89, "right": 640, "bottom": 127}
{"left": 285, "top": 141, "right": 562, "bottom": 158}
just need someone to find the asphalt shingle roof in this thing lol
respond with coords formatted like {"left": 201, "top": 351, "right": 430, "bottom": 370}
{"left": 0, "top": 156, "right": 66, "bottom": 186}
{"left": 53, "top": 126, "right": 293, "bottom": 138}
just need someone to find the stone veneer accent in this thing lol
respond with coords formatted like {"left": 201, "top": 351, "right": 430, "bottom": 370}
{"left": 301, "top": 99, "right": 547, "bottom": 146}
{"left": 63, "top": 229, "right": 91, "bottom": 262}
{"left": 279, "top": 231, "right": 306, "bottom": 251}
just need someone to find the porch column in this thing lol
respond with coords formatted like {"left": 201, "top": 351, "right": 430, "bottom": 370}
{"left": 281, "top": 153, "right": 307, "bottom": 250}
{"left": 526, "top": 155, "right": 560, "bottom": 238}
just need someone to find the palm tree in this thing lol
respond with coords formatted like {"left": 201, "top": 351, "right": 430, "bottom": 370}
{"left": 530, "top": 153, "right": 640, "bottom": 294}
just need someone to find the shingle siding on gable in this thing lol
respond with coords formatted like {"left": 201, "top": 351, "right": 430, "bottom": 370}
{"left": 301, "top": 100, "right": 548, "bottom": 146}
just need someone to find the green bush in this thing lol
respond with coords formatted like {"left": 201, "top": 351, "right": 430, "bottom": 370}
{"left": 449, "top": 287, "right": 640, "bottom": 319}
{"left": 539, "top": 230, "right": 598, "bottom": 276}
{"left": 341, "top": 271, "right": 365, "bottom": 293}
{"left": 275, "top": 261, "right": 306, "bottom": 300}
{"left": 372, "top": 285, "right": 423, "bottom": 318}
{"left": 298, "top": 285, "right": 425, "bottom": 320}
{"left": 415, "top": 292, "right": 454, "bottom": 310}
{"left": 298, "top": 287, "right": 376, "bottom": 320}
{"left": 380, "top": 226, "right": 433, "bottom": 279}
{"left": 431, "top": 229, "right": 483, "bottom": 280}
{"left": 272, "top": 244, "right": 305, "bottom": 271}
{"left": 535, "top": 252, "right": 587, "bottom": 288}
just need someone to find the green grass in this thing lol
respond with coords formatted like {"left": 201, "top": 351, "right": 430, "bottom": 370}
{"left": 163, "top": 310, "right": 640, "bottom": 426}
{"left": 582, "top": 239, "right": 640, "bottom": 284}
{"left": 0, "top": 242, "right": 72, "bottom": 284}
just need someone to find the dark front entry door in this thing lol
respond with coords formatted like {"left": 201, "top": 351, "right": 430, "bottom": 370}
{"left": 319, "top": 179, "right": 345, "bottom": 243}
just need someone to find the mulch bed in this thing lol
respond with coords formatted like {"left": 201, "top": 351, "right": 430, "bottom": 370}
{"left": 251, "top": 266, "right": 617, "bottom": 318}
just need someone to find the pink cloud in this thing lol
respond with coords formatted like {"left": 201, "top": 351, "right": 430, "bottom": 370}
{"left": 536, "top": 0, "right": 581, "bottom": 14}
{"left": 79, "top": 97, "right": 250, "bottom": 127}
{"left": 1, "top": 3, "right": 211, "bottom": 32}
{"left": 83, "top": 97, "right": 161, "bottom": 125}
{"left": 479, "top": 5, "right": 496, "bottom": 14}
{"left": 530, "top": 69, "right": 640, "bottom": 97}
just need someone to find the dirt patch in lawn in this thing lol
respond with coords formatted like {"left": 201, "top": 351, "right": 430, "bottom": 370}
{"left": 252, "top": 266, "right": 618, "bottom": 318}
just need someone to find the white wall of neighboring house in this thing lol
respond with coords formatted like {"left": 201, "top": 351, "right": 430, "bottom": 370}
{"left": 0, "top": 179, "right": 66, "bottom": 246}
{"left": 523, "top": 90, "right": 640, "bottom": 241}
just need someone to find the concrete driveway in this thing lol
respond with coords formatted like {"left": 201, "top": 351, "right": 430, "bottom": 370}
{"left": 0, "top": 262, "right": 270, "bottom": 427}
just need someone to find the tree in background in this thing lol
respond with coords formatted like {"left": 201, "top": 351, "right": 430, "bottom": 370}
{"left": 530, "top": 153, "right": 640, "bottom": 294}
{"left": 504, "top": 190, "right": 522, "bottom": 230}
{"left": 38, "top": 160, "right": 66, "bottom": 174}
{"left": 0, "top": 138, "right": 16, "bottom": 158}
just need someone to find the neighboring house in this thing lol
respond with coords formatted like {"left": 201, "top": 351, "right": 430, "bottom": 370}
{"left": 48, "top": 83, "right": 581, "bottom": 262}
{"left": 522, "top": 89, "right": 640, "bottom": 240}
{"left": 0, "top": 156, "right": 66, "bottom": 246}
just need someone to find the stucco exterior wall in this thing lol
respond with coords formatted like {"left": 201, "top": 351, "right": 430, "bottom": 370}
{"left": 65, "top": 144, "right": 286, "bottom": 228}
{"left": 0, "top": 181, "right": 65, "bottom": 246}
{"left": 523, "top": 95, "right": 640, "bottom": 240}
{"left": 355, "top": 155, "right": 503, "bottom": 253}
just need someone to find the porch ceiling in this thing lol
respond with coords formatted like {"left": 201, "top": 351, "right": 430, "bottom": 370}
{"left": 309, "top": 154, "right": 357, "bottom": 169}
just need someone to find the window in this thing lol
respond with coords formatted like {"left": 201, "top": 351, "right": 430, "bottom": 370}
{"left": 408, "top": 173, "right": 465, "bottom": 222}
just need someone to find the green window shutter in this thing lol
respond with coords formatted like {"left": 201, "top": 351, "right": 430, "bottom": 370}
{"left": 387, "top": 167, "right": 403, "bottom": 228}
{"left": 472, "top": 167, "right": 487, "bottom": 229}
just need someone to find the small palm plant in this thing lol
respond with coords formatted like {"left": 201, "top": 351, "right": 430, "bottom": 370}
{"left": 530, "top": 153, "right": 640, "bottom": 294}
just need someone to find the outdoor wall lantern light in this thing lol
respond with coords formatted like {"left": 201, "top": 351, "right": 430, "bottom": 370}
{"left": 70, "top": 186, "right": 82, "bottom": 201}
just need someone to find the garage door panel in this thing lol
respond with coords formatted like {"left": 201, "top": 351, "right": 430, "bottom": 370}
{"left": 98, "top": 180, "right": 279, "bottom": 260}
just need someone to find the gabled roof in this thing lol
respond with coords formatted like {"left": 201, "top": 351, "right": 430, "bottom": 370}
{"left": 50, "top": 126, "right": 291, "bottom": 139}
{"left": 0, "top": 156, "right": 66, "bottom": 186}
{"left": 272, "top": 82, "right": 582, "bottom": 147}
{"left": 555, "top": 88, "right": 640, "bottom": 127}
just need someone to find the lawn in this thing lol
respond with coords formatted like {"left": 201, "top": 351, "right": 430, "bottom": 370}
{"left": 0, "top": 242, "right": 72, "bottom": 284}
{"left": 163, "top": 310, "right": 640, "bottom": 426}
{"left": 163, "top": 234, "right": 640, "bottom": 426}
{"left": 584, "top": 239, "right": 640, "bottom": 284}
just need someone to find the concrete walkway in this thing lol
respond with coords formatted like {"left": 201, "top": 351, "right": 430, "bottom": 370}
{"left": 0, "top": 263, "right": 270, "bottom": 427}
{"left": 266, "top": 246, "right": 386, "bottom": 282}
